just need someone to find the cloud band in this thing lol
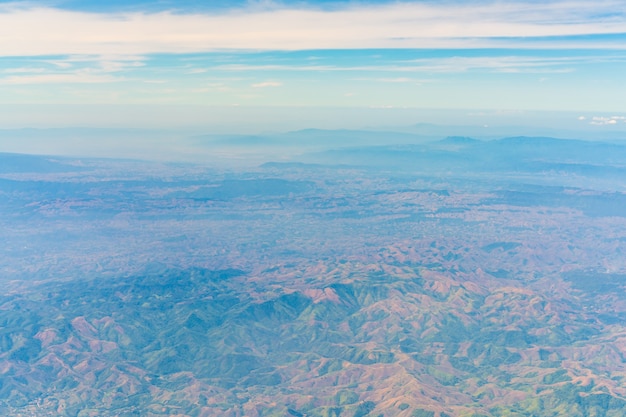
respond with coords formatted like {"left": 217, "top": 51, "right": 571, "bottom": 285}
{"left": 0, "top": 1, "right": 625, "bottom": 56}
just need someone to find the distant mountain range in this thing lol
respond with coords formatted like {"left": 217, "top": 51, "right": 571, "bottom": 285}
{"left": 3, "top": 125, "right": 625, "bottom": 162}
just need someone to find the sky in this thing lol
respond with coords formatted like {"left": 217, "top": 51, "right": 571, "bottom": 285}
{"left": 0, "top": 0, "right": 626, "bottom": 134}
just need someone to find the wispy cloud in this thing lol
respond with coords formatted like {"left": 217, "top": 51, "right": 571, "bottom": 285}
{"left": 251, "top": 81, "right": 282, "bottom": 88}
{"left": 374, "top": 78, "right": 415, "bottom": 83}
{"left": 405, "top": 56, "right": 581, "bottom": 73}
{"left": 0, "top": 54, "right": 145, "bottom": 85}
{"left": 3, "top": 67, "right": 47, "bottom": 74}
{"left": 186, "top": 68, "right": 208, "bottom": 74}
{"left": 352, "top": 77, "right": 430, "bottom": 84}
{"left": 0, "top": 55, "right": 145, "bottom": 85}
{"left": 44, "top": 55, "right": 146, "bottom": 72}
{"left": 0, "top": 72, "right": 120, "bottom": 85}
{"left": 0, "top": 1, "right": 625, "bottom": 56}
{"left": 210, "top": 55, "right": 603, "bottom": 74}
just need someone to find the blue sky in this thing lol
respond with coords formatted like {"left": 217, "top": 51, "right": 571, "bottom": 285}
{"left": 0, "top": 0, "right": 625, "bottom": 132}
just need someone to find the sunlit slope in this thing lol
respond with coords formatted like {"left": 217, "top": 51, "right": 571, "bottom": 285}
{"left": 2, "top": 260, "right": 625, "bottom": 416}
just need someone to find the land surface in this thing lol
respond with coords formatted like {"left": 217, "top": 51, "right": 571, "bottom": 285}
{"left": 1, "top": 135, "right": 626, "bottom": 416}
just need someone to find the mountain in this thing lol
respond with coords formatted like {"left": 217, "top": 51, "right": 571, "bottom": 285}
{"left": 1, "top": 138, "right": 626, "bottom": 416}
{"left": 189, "top": 129, "right": 430, "bottom": 150}
{"left": 301, "top": 136, "right": 626, "bottom": 180}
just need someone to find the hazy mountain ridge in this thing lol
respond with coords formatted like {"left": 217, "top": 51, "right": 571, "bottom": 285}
{"left": 301, "top": 135, "right": 626, "bottom": 176}
{"left": 0, "top": 153, "right": 84, "bottom": 174}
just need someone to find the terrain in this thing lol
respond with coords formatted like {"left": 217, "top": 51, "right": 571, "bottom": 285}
{"left": 1, "top": 135, "right": 626, "bottom": 416}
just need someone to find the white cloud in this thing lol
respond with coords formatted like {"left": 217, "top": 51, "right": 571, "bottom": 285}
{"left": 186, "top": 68, "right": 208, "bottom": 74}
{"left": 45, "top": 55, "right": 147, "bottom": 72}
{"left": 212, "top": 64, "right": 336, "bottom": 72}
{"left": 406, "top": 56, "right": 581, "bottom": 73}
{"left": 3, "top": 67, "right": 47, "bottom": 74}
{"left": 251, "top": 81, "right": 282, "bottom": 88}
{"left": 0, "top": 72, "right": 120, "bottom": 85}
{"left": 0, "top": 1, "right": 625, "bottom": 56}
{"left": 0, "top": 54, "right": 147, "bottom": 85}
{"left": 211, "top": 55, "right": 595, "bottom": 74}
{"left": 375, "top": 77, "right": 414, "bottom": 83}
{"left": 590, "top": 116, "right": 626, "bottom": 125}
{"left": 99, "top": 59, "right": 144, "bottom": 73}
{"left": 4, "top": 54, "right": 596, "bottom": 87}
{"left": 350, "top": 77, "right": 432, "bottom": 86}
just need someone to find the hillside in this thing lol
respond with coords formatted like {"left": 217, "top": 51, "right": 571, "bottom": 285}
{"left": 1, "top": 137, "right": 626, "bottom": 416}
